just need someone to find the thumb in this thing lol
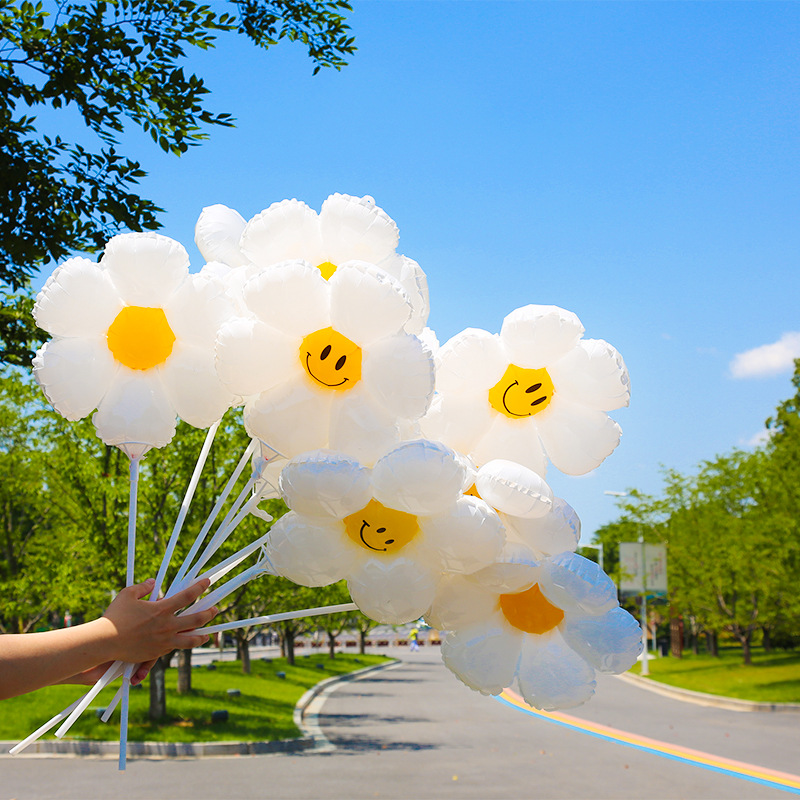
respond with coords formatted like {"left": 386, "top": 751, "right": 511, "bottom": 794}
{"left": 129, "top": 577, "right": 156, "bottom": 600}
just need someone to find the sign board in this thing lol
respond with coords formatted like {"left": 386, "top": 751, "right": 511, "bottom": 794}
{"left": 618, "top": 542, "right": 667, "bottom": 595}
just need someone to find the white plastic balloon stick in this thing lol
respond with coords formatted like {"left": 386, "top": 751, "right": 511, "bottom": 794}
{"left": 181, "top": 560, "right": 273, "bottom": 616}
{"left": 54, "top": 661, "right": 124, "bottom": 738}
{"left": 126, "top": 456, "right": 140, "bottom": 586}
{"left": 168, "top": 439, "right": 258, "bottom": 594}
{"left": 118, "top": 663, "right": 134, "bottom": 770}
{"left": 193, "top": 603, "right": 359, "bottom": 636}
{"left": 151, "top": 421, "right": 220, "bottom": 600}
{"left": 9, "top": 696, "right": 83, "bottom": 755}
{"left": 196, "top": 531, "right": 273, "bottom": 586}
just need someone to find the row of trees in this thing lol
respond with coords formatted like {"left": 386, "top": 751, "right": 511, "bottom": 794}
{"left": 589, "top": 362, "right": 800, "bottom": 664}
{"left": 0, "top": 366, "right": 377, "bottom": 720}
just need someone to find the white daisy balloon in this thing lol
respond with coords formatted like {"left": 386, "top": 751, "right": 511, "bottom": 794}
{"left": 215, "top": 260, "right": 435, "bottom": 464}
{"left": 33, "top": 232, "right": 238, "bottom": 457}
{"left": 422, "top": 305, "right": 630, "bottom": 476}
{"left": 195, "top": 193, "right": 430, "bottom": 335}
{"left": 265, "top": 440, "right": 506, "bottom": 625}
{"left": 428, "top": 550, "right": 642, "bottom": 711}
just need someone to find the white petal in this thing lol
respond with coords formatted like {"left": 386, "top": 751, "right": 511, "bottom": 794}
{"left": 471, "top": 558, "right": 541, "bottom": 594}
{"left": 378, "top": 254, "right": 430, "bottom": 334}
{"left": 102, "top": 233, "right": 189, "bottom": 306}
{"left": 318, "top": 193, "right": 399, "bottom": 265}
{"left": 419, "top": 393, "right": 494, "bottom": 457}
{"left": 265, "top": 512, "right": 355, "bottom": 586}
{"left": 371, "top": 440, "right": 465, "bottom": 516}
{"left": 549, "top": 339, "right": 631, "bottom": 411}
{"left": 516, "top": 628, "right": 596, "bottom": 710}
{"left": 240, "top": 199, "right": 324, "bottom": 268}
{"left": 243, "top": 261, "right": 330, "bottom": 338}
{"left": 362, "top": 333, "right": 434, "bottom": 420}
{"left": 500, "top": 305, "right": 585, "bottom": 367}
{"left": 423, "top": 496, "right": 505, "bottom": 574}
{"left": 34, "top": 258, "right": 122, "bottom": 338}
{"left": 441, "top": 617, "right": 523, "bottom": 696}
{"left": 427, "top": 573, "right": 499, "bottom": 631}
{"left": 33, "top": 338, "right": 117, "bottom": 420}
{"left": 328, "top": 392, "right": 401, "bottom": 466}
{"left": 505, "top": 497, "right": 581, "bottom": 557}
{"left": 472, "top": 416, "right": 549, "bottom": 475}
{"left": 92, "top": 370, "right": 176, "bottom": 450}
{"left": 244, "top": 376, "right": 333, "bottom": 458}
{"left": 160, "top": 343, "right": 235, "bottom": 427}
{"left": 348, "top": 557, "right": 438, "bottom": 625}
{"left": 194, "top": 204, "right": 249, "bottom": 267}
{"left": 476, "top": 459, "right": 553, "bottom": 518}
{"left": 215, "top": 318, "right": 297, "bottom": 397}
{"left": 163, "top": 271, "right": 236, "bottom": 349}
{"left": 561, "top": 606, "right": 643, "bottom": 674}
{"left": 435, "top": 328, "right": 506, "bottom": 395}
{"left": 539, "top": 552, "right": 619, "bottom": 617}
{"left": 537, "top": 399, "right": 622, "bottom": 475}
{"left": 329, "top": 264, "right": 411, "bottom": 343}
{"left": 279, "top": 451, "right": 372, "bottom": 519}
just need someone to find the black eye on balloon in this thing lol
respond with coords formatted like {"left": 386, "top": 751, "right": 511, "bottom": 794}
{"left": 526, "top": 383, "right": 542, "bottom": 393}
{"left": 376, "top": 527, "right": 386, "bottom": 533}
{"left": 335, "top": 355, "right": 347, "bottom": 370}
{"left": 385, "top": 539, "right": 395, "bottom": 545}
{"left": 321, "top": 345, "right": 331, "bottom": 360}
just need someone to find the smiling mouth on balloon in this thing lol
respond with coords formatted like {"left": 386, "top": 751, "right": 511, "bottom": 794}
{"left": 359, "top": 520, "right": 395, "bottom": 552}
{"left": 305, "top": 352, "right": 349, "bottom": 387}
{"left": 502, "top": 381, "right": 532, "bottom": 417}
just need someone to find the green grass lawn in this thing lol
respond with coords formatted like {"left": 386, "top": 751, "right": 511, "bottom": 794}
{"left": 629, "top": 646, "right": 800, "bottom": 703}
{"left": 0, "top": 652, "right": 390, "bottom": 744}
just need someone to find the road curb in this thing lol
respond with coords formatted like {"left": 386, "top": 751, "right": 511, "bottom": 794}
{"left": 1, "top": 658, "right": 401, "bottom": 759}
{"left": 617, "top": 672, "right": 800, "bottom": 713}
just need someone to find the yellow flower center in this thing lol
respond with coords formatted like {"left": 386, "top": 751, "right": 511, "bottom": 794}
{"left": 488, "top": 364, "right": 555, "bottom": 419}
{"left": 316, "top": 261, "right": 338, "bottom": 280}
{"left": 343, "top": 499, "right": 419, "bottom": 555}
{"left": 106, "top": 306, "right": 176, "bottom": 370}
{"left": 300, "top": 327, "right": 362, "bottom": 391}
{"left": 499, "top": 583, "right": 564, "bottom": 635}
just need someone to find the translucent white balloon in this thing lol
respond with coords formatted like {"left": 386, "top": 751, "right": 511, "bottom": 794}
{"left": 265, "top": 440, "right": 505, "bottom": 625}
{"left": 475, "top": 459, "right": 554, "bottom": 519}
{"left": 33, "top": 232, "right": 238, "bottom": 452}
{"left": 430, "top": 550, "right": 641, "bottom": 710}
{"left": 194, "top": 204, "right": 249, "bottom": 267}
{"left": 422, "top": 304, "right": 630, "bottom": 476}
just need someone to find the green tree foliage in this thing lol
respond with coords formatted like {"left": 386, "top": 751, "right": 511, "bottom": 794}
{"left": 590, "top": 362, "right": 800, "bottom": 664}
{"left": 1, "top": 0, "right": 355, "bottom": 364}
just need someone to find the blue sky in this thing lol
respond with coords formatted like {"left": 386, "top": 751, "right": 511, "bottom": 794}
{"left": 34, "top": 1, "right": 800, "bottom": 542}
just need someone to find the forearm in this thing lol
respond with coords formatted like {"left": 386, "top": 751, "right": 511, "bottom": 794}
{"left": 0, "top": 619, "right": 119, "bottom": 700}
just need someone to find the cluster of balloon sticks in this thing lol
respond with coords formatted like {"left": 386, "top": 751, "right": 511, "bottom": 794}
{"left": 13, "top": 194, "right": 642, "bottom": 769}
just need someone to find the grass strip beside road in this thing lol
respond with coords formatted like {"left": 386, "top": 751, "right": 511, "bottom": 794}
{"left": 0, "top": 652, "right": 390, "bottom": 744}
{"left": 629, "top": 646, "right": 800, "bottom": 703}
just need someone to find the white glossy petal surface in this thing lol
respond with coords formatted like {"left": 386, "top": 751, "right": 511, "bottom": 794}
{"left": 539, "top": 552, "right": 619, "bottom": 617}
{"left": 500, "top": 305, "right": 584, "bottom": 368}
{"left": 472, "top": 416, "right": 548, "bottom": 475}
{"left": 194, "top": 204, "right": 249, "bottom": 267}
{"left": 561, "top": 606, "right": 643, "bottom": 674}
{"left": 505, "top": 497, "right": 581, "bottom": 557}
{"left": 318, "top": 193, "right": 399, "bottom": 265}
{"left": 240, "top": 200, "right": 324, "bottom": 268}
{"left": 427, "top": 574, "right": 499, "bottom": 631}
{"left": 371, "top": 440, "right": 465, "bottom": 516}
{"left": 164, "top": 271, "right": 236, "bottom": 349}
{"left": 435, "top": 328, "right": 506, "bottom": 395}
{"left": 476, "top": 459, "right": 553, "bottom": 518}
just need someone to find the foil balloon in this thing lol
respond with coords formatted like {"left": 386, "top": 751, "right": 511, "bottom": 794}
{"left": 422, "top": 305, "right": 630, "bottom": 476}
{"left": 427, "top": 550, "right": 643, "bottom": 711}
{"left": 33, "top": 232, "right": 238, "bottom": 457}
{"left": 195, "top": 193, "right": 430, "bottom": 335}
{"left": 215, "top": 260, "right": 434, "bottom": 464}
{"left": 265, "top": 440, "right": 505, "bottom": 625}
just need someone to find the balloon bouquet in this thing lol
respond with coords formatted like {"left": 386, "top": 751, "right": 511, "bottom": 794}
{"left": 13, "top": 194, "right": 642, "bottom": 768}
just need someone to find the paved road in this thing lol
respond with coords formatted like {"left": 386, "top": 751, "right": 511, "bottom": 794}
{"left": 2, "top": 648, "right": 798, "bottom": 800}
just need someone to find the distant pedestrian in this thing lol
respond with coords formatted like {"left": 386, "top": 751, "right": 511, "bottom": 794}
{"left": 409, "top": 627, "right": 419, "bottom": 652}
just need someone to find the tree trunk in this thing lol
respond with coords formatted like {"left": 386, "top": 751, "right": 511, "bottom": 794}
{"left": 328, "top": 632, "right": 337, "bottom": 659}
{"left": 285, "top": 629, "right": 296, "bottom": 666}
{"left": 762, "top": 627, "right": 773, "bottom": 652}
{"left": 669, "top": 614, "right": 683, "bottom": 659}
{"left": 240, "top": 637, "right": 251, "bottom": 674}
{"left": 148, "top": 656, "right": 168, "bottom": 722}
{"left": 359, "top": 629, "right": 366, "bottom": 655}
{"left": 177, "top": 649, "right": 192, "bottom": 694}
{"left": 705, "top": 630, "right": 718, "bottom": 657}
{"left": 742, "top": 636, "right": 752, "bottom": 665}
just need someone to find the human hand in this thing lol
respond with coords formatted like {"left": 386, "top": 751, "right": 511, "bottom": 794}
{"left": 100, "top": 578, "right": 219, "bottom": 664}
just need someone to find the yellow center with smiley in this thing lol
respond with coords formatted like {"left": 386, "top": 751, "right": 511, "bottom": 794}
{"left": 343, "top": 499, "right": 420, "bottom": 554}
{"left": 488, "top": 364, "right": 555, "bottom": 419}
{"left": 300, "top": 327, "right": 363, "bottom": 391}
{"left": 499, "top": 583, "right": 564, "bottom": 635}
{"left": 106, "top": 306, "right": 176, "bottom": 371}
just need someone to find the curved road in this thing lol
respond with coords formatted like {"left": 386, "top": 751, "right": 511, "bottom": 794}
{"left": 2, "top": 648, "right": 798, "bottom": 799}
